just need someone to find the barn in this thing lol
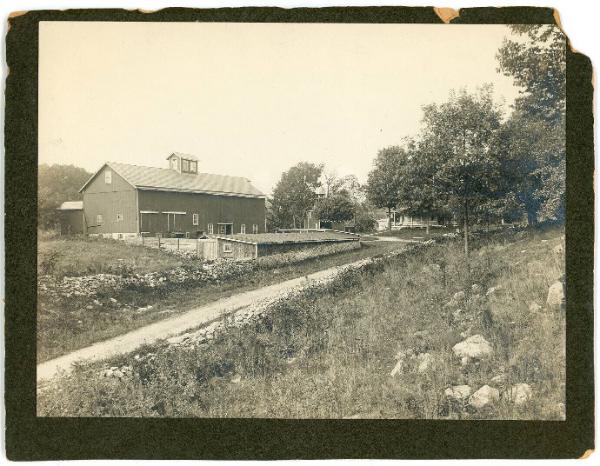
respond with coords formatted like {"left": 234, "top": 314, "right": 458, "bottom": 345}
{"left": 75, "top": 153, "right": 266, "bottom": 238}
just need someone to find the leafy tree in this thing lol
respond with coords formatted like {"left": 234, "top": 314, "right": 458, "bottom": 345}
{"left": 365, "top": 146, "right": 409, "bottom": 231}
{"left": 38, "top": 164, "right": 92, "bottom": 230}
{"left": 419, "top": 86, "right": 503, "bottom": 257}
{"left": 271, "top": 162, "right": 324, "bottom": 228}
{"left": 497, "top": 25, "right": 566, "bottom": 223}
{"left": 497, "top": 25, "right": 565, "bottom": 123}
{"left": 314, "top": 191, "right": 355, "bottom": 225}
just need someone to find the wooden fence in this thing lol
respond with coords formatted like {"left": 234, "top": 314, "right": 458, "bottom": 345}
{"left": 124, "top": 236, "right": 219, "bottom": 260}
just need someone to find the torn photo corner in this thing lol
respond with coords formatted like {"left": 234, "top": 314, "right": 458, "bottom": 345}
{"left": 4, "top": 6, "right": 594, "bottom": 461}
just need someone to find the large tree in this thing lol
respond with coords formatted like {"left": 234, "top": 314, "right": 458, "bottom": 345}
{"left": 38, "top": 164, "right": 92, "bottom": 230}
{"left": 271, "top": 162, "right": 324, "bottom": 229}
{"left": 419, "top": 86, "right": 504, "bottom": 257}
{"left": 496, "top": 25, "right": 566, "bottom": 223}
{"left": 365, "top": 146, "right": 409, "bottom": 231}
{"left": 314, "top": 191, "right": 355, "bottom": 225}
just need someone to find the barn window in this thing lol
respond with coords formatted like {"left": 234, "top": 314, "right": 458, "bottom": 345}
{"left": 223, "top": 243, "right": 232, "bottom": 253}
{"left": 189, "top": 161, "right": 197, "bottom": 173}
{"left": 182, "top": 159, "right": 190, "bottom": 172}
{"left": 170, "top": 157, "right": 178, "bottom": 171}
{"left": 116, "top": 213, "right": 123, "bottom": 222}
{"left": 104, "top": 170, "right": 112, "bottom": 184}
{"left": 208, "top": 223, "right": 213, "bottom": 234}
{"left": 96, "top": 214, "right": 103, "bottom": 225}
{"left": 252, "top": 224, "right": 258, "bottom": 234}
{"left": 240, "top": 224, "right": 246, "bottom": 234}
{"left": 192, "top": 213, "right": 199, "bottom": 226}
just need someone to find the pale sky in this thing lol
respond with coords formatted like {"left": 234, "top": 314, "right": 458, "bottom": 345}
{"left": 39, "top": 22, "right": 522, "bottom": 195}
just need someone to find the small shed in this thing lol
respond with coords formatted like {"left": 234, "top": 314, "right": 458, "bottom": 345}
{"left": 58, "top": 201, "right": 85, "bottom": 235}
{"left": 215, "top": 232, "right": 360, "bottom": 260}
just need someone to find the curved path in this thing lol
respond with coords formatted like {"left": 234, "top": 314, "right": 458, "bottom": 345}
{"left": 37, "top": 254, "right": 391, "bottom": 384}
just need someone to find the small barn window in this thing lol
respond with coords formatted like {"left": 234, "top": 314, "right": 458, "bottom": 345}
{"left": 252, "top": 224, "right": 258, "bottom": 234}
{"left": 223, "top": 243, "right": 232, "bottom": 253}
{"left": 104, "top": 170, "right": 112, "bottom": 184}
{"left": 116, "top": 213, "right": 123, "bottom": 222}
{"left": 208, "top": 223, "right": 213, "bottom": 234}
{"left": 192, "top": 213, "right": 199, "bottom": 226}
{"left": 240, "top": 224, "right": 246, "bottom": 234}
{"left": 189, "top": 161, "right": 197, "bottom": 173}
{"left": 182, "top": 159, "right": 190, "bottom": 172}
{"left": 96, "top": 214, "right": 103, "bottom": 225}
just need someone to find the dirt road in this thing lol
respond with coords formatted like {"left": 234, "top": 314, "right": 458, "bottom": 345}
{"left": 37, "top": 254, "right": 391, "bottom": 384}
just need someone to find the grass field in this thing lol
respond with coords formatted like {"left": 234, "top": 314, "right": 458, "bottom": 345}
{"left": 38, "top": 237, "right": 187, "bottom": 277}
{"left": 38, "top": 228, "right": 565, "bottom": 419}
{"left": 37, "top": 238, "right": 403, "bottom": 362}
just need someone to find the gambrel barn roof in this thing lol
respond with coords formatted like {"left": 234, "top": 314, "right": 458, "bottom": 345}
{"left": 80, "top": 161, "right": 265, "bottom": 198}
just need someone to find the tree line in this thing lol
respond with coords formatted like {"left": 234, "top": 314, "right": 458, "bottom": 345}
{"left": 271, "top": 25, "right": 566, "bottom": 256}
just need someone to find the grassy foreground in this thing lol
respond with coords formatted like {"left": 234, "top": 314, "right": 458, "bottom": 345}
{"left": 38, "top": 228, "right": 565, "bottom": 419}
{"left": 37, "top": 238, "right": 401, "bottom": 362}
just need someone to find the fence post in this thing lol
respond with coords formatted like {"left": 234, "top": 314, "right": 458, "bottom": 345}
{"left": 158, "top": 236, "right": 161, "bottom": 249}
{"left": 177, "top": 238, "right": 180, "bottom": 251}
{"left": 142, "top": 234, "right": 144, "bottom": 246}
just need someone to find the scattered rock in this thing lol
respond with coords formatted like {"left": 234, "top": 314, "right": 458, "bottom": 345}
{"left": 416, "top": 353, "right": 432, "bottom": 373}
{"left": 453, "top": 291, "right": 466, "bottom": 302}
{"left": 506, "top": 383, "right": 532, "bottom": 405}
{"left": 445, "top": 385, "right": 472, "bottom": 401}
{"left": 109, "top": 297, "right": 118, "bottom": 304}
{"left": 86, "top": 305, "right": 93, "bottom": 310}
{"left": 529, "top": 301, "right": 542, "bottom": 313}
{"left": 413, "top": 330, "right": 429, "bottom": 338}
{"left": 469, "top": 385, "right": 500, "bottom": 409}
{"left": 230, "top": 374, "right": 242, "bottom": 384}
{"left": 390, "top": 352, "right": 406, "bottom": 377}
{"left": 471, "top": 284, "right": 482, "bottom": 294}
{"left": 546, "top": 281, "right": 565, "bottom": 310}
{"left": 93, "top": 299, "right": 102, "bottom": 306}
{"left": 452, "top": 334, "right": 493, "bottom": 364}
{"left": 490, "top": 374, "right": 507, "bottom": 386}
{"left": 452, "top": 308, "right": 463, "bottom": 321}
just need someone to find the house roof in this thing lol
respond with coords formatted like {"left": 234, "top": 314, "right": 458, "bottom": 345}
{"left": 167, "top": 152, "right": 199, "bottom": 161}
{"left": 59, "top": 201, "right": 83, "bottom": 210}
{"left": 80, "top": 162, "right": 265, "bottom": 198}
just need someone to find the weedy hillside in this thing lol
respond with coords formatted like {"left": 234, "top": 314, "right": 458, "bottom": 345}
{"left": 38, "top": 229, "right": 565, "bottom": 419}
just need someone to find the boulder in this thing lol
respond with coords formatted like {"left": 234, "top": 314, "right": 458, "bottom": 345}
{"left": 390, "top": 358, "right": 405, "bottom": 377}
{"left": 469, "top": 385, "right": 500, "bottom": 409}
{"left": 453, "top": 291, "right": 466, "bottom": 302}
{"left": 546, "top": 281, "right": 565, "bottom": 310}
{"left": 416, "top": 353, "right": 432, "bottom": 373}
{"left": 490, "top": 374, "right": 507, "bottom": 386}
{"left": 445, "top": 385, "right": 472, "bottom": 401}
{"left": 452, "top": 334, "right": 493, "bottom": 364}
{"left": 506, "top": 383, "right": 532, "bottom": 405}
{"left": 529, "top": 301, "right": 542, "bottom": 313}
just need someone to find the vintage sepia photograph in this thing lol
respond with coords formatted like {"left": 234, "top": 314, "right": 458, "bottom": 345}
{"left": 34, "top": 19, "right": 568, "bottom": 421}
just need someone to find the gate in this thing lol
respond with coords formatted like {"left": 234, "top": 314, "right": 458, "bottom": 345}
{"left": 197, "top": 239, "right": 218, "bottom": 260}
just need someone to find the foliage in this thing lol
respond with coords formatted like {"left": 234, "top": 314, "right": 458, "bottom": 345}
{"left": 417, "top": 86, "right": 504, "bottom": 255}
{"left": 270, "top": 162, "right": 324, "bottom": 229}
{"left": 38, "top": 164, "right": 92, "bottom": 229}
{"left": 497, "top": 25, "right": 565, "bottom": 124}
{"left": 496, "top": 25, "right": 566, "bottom": 223}
{"left": 314, "top": 191, "right": 355, "bottom": 224}
{"left": 365, "top": 146, "right": 411, "bottom": 229}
